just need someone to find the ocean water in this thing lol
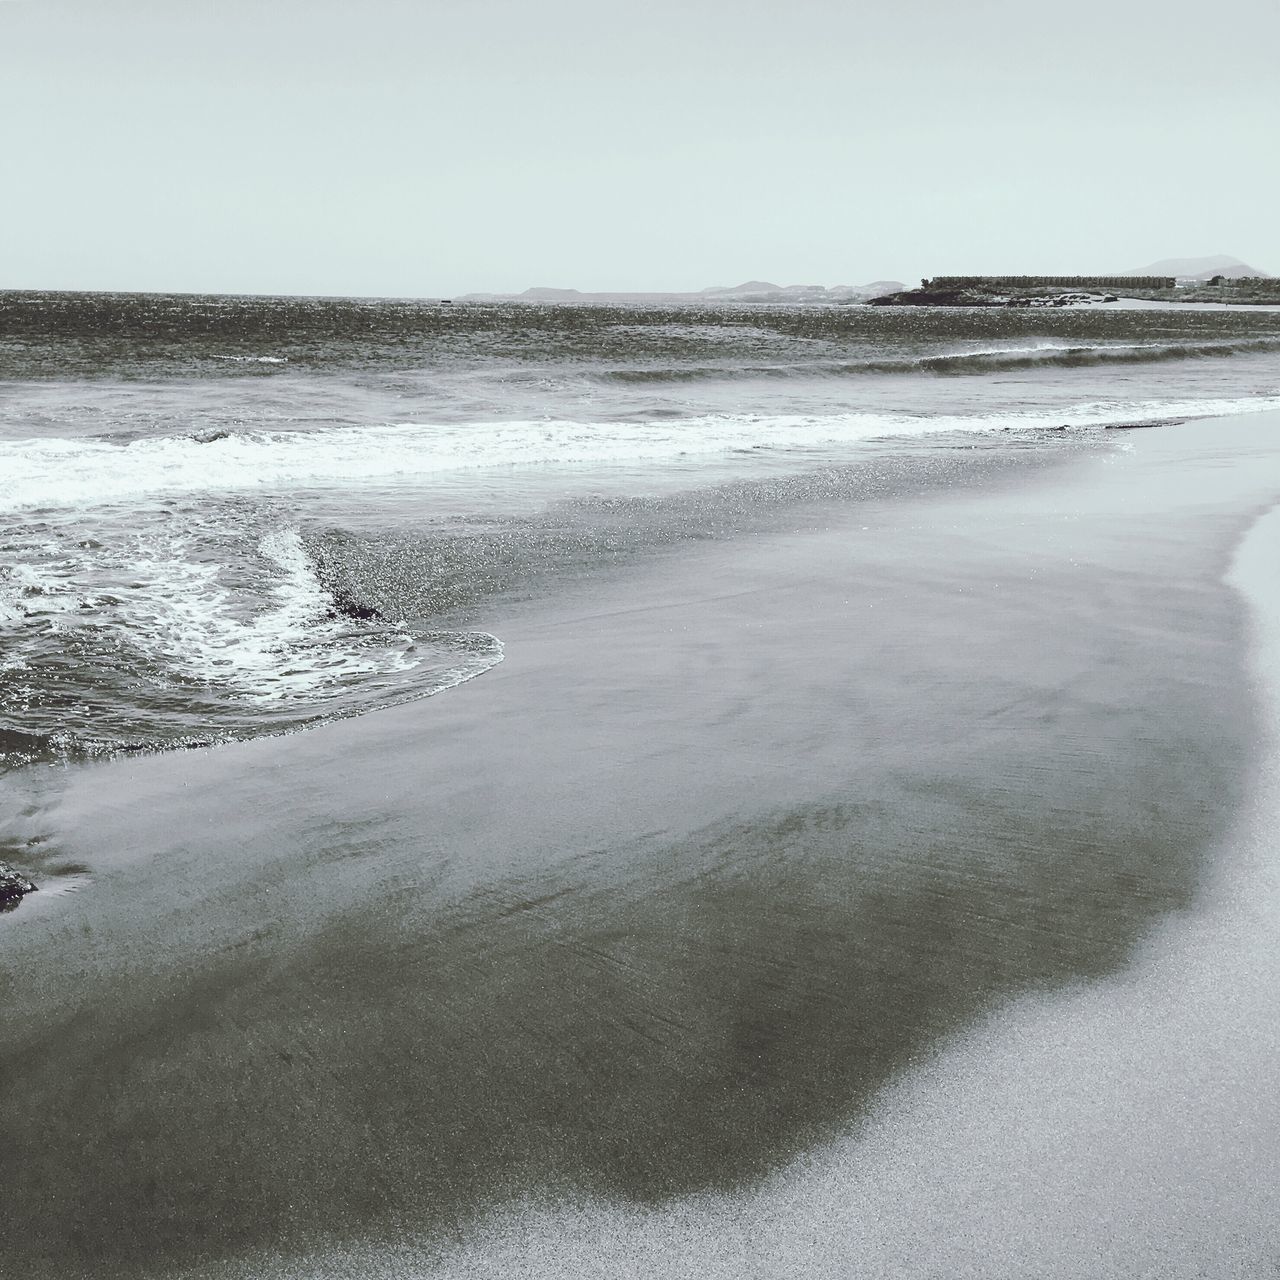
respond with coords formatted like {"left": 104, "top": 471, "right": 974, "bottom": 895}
{"left": 3, "top": 291, "right": 1280, "bottom": 769}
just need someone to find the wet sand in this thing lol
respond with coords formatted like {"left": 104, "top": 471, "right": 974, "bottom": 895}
{"left": 3, "top": 413, "right": 1280, "bottom": 1277}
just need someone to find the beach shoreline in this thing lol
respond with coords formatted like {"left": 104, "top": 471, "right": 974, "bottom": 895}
{"left": 4, "top": 411, "right": 1280, "bottom": 1277}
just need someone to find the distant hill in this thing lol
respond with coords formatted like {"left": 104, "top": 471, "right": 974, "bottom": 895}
{"left": 459, "top": 280, "right": 904, "bottom": 305}
{"left": 519, "top": 287, "right": 587, "bottom": 300}
{"left": 700, "top": 281, "right": 782, "bottom": 295}
{"left": 1123, "top": 255, "right": 1271, "bottom": 280}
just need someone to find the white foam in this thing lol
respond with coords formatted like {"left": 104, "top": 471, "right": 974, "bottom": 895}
{"left": 0, "top": 579, "right": 24, "bottom": 626}
{"left": 0, "top": 557, "right": 85, "bottom": 629}
{"left": 209, "top": 354, "right": 289, "bottom": 364}
{"left": 5, "top": 397, "right": 1280, "bottom": 513}
{"left": 927, "top": 340, "right": 1161, "bottom": 359}
{"left": 116, "top": 526, "right": 422, "bottom": 703}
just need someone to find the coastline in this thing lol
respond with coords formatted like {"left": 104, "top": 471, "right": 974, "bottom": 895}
{"left": 4, "top": 411, "right": 1280, "bottom": 1276}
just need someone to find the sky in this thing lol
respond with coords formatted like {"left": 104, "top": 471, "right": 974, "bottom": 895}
{"left": 2, "top": 0, "right": 1278, "bottom": 297}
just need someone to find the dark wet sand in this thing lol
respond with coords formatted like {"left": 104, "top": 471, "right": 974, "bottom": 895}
{"left": 4, "top": 414, "right": 1280, "bottom": 1277}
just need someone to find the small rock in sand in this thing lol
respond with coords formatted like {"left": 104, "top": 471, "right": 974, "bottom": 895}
{"left": 0, "top": 861, "right": 37, "bottom": 912}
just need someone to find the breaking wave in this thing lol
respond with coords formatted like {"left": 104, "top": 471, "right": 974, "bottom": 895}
{"left": 209, "top": 354, "right": 288, "bottom": 365}
{"left": 600, "top": 338, "right": 1280, "bottom": 383}
{"left": 0, "top": 516, "right": 503, "bottom": 770}
{"left": 7, "top": 396, "right": 1280, "bottom": 513}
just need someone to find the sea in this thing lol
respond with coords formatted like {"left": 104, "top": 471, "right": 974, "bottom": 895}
{"left": 3, "top": 290, "right": 1280, "bottom": 771}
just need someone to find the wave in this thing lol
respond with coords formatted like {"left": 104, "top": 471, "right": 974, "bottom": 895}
{"left": 209, "top": 354, "right": 288, "bottom": 364}
{"left": 115, "top": 526, "right": 413, "bottom": 701}
{"left": 0, "top": 519, "right": 505, "bottom": 770}
{"left": 914, "top": 338, "right": 1280, "bottom": 375}
{"left": 600, "top": 338, "right": 1280, "bottom": 384}
{"left": 5, "top": 396, "right": 1280, "bottom": 512}
{"left": 0, "top": 626, "right": 503, "bottom": 770}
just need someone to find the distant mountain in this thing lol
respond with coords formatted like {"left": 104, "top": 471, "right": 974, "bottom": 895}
{"left": 1123, "top": 255, "right": 1271, "bottom": 280}
{"left": 458, "top": 280, "right": 904, "bottom": 305}
{"left": 700, "top": 281, "right": 782, "bottom": 295}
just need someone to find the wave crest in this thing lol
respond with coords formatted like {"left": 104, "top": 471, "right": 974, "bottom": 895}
{"left": 599, "top": 338, "right": 1280, "bottom": 384}
{"left": 6, "top": 394, "right": 1280, "bottom": 513}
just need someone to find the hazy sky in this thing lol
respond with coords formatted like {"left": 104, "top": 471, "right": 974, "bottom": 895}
{"left": 3, "top": 0, "right": 1277, "bottom": 296}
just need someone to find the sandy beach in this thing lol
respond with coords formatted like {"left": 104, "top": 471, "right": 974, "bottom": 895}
{"left": 4, "top": 411, "right": 1280, "bottom": 1278}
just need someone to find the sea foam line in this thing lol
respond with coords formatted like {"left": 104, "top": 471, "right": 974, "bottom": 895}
{"left": 4, "top": 397, "right": 1280, "bottom": 513}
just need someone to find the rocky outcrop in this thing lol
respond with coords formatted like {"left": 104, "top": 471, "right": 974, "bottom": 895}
{"left": 0, "top": 862, "right": 37, "bottom": 912}
{"left": 327, "top": 588, "right": 382, "bottom": 622}
{"left": 870, "top": 286, "right": 1117, "bottom": 308}
{"left": 869, "top": 285, "right": 1007, "bottom": 307}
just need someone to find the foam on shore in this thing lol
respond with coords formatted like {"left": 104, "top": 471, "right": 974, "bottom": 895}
{"left": 5, "top": 396, "right": 1280, "bottom": 512}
